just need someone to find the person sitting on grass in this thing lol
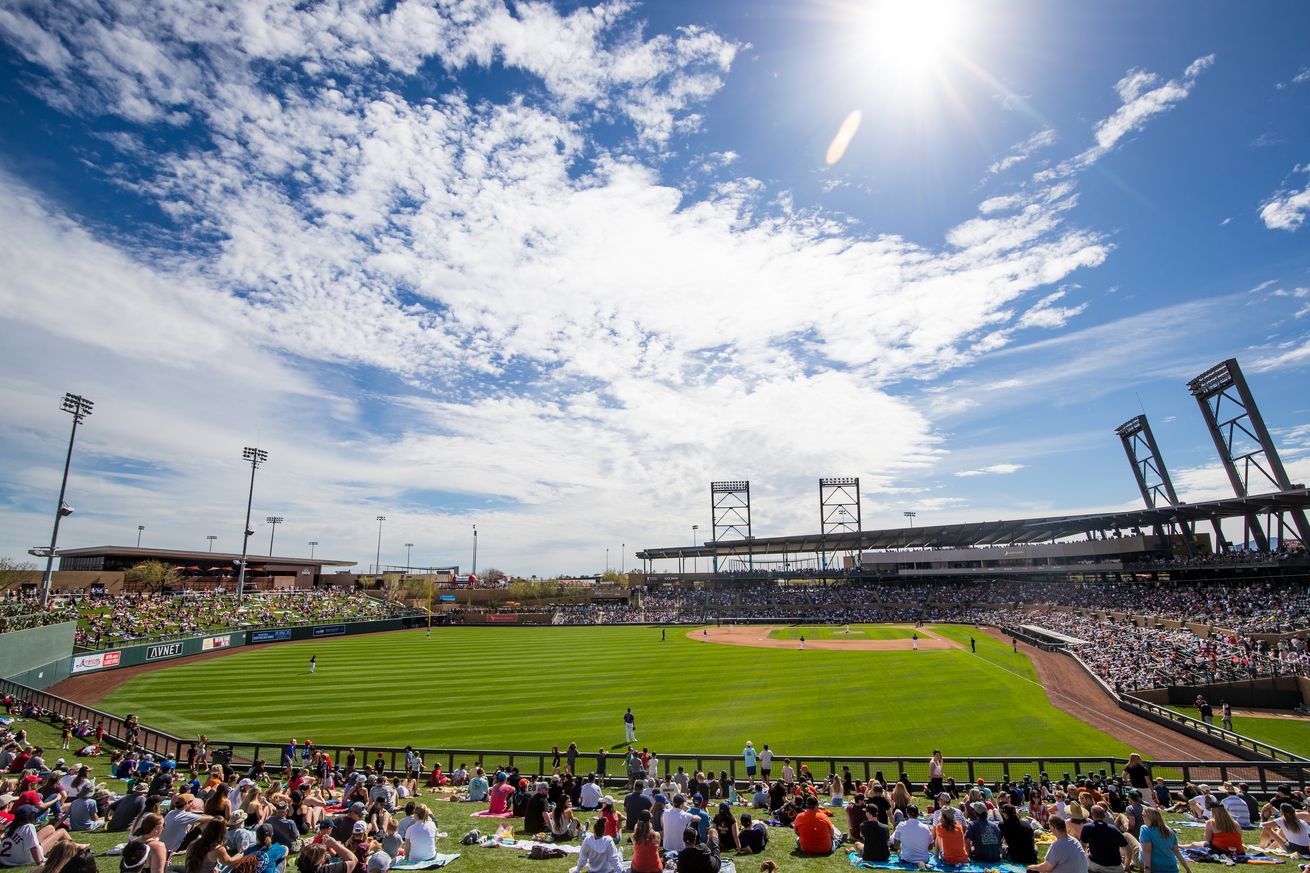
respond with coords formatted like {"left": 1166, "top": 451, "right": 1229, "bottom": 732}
{"left": 1260, "top": 803, "right": 1310, "bottom": 858}
{"left": 1138, "top": 809, "right": 1192, "bottom": 873}
{"left": 524, "top": 784, "right": 552, "bottom": 836}
{"left": 794, "top": 794, "right": 841, "bottom": 855}
{"left": 1181, "top": 802, "right": 1242, "bottom": 857}
{"left": 0, "top": 805, "right": 85, "bottom": 868}
{"left": 296, "top": 835, "right": 358, "bottom": 873}
{"left": 854, "top": 802, "right": 890, "bottom": 863}
{"left": 579, "top": 775, "right": 603, "bottom": 811}
{"left": 400, "top": 804, "right": 437, "bottom": 864}
{"left": 629, "top": 811, "right": 662, "bottom": 873}
{"left": 184, "top": 817, "right": 238, "bottom": 873}
{"left": 894, "top": 805, "right": 933, "bottom": 868}
{"left": 676, "top": 825, "right": 720, "bottom": 873}
{"left": 711, "top": 802, "right": 738, "bottom": 850}
{"left": 934, "top": 806, "right": 969, "bottom": 866}
{"left": 1080, "top": 804, "right": 1128, "bottom": 873}
{"left": 549, "top": 796, "right": 579, "bottom": 842}
{"left": 736, "top": 812, "right": 768, "bottom": 855}
{"left": 660, "top": 795, "right": 696, "bottom": 853}
{"left": 572, "top": 819, "right": 622, "bottom": 873}
{"left": 1026, "top": 815, "right": 1086, "bottom": 873}
{"left": 119, "top": 813, "right": 167, "bottom": 873}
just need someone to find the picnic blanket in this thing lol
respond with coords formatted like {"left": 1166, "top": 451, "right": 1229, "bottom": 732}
{"left": 470, "top": 810, "right": 514, "bottom": 818}
{"left": 848, "top": 852, "right": 1027, "bottom": 873}
{"left": 388, "top": 853, "right": 460, "bottom": 870}
{"left": 475, "top": 837, "right": 582, "bottom": 855}
{"left": 1174, "top": 821, "right": 1260, "bottom": 830}
{"left": 1181, "top": 848, "right": 1285, "bottom": 865}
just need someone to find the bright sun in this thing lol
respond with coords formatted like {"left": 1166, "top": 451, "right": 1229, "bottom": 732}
{"left": 860, "top": 0, "right": 968, "bottom": 80}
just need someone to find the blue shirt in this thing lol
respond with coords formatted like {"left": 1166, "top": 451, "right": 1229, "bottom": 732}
{"left": 1139, "top": 825, "right": 1179, "bottom": 873}
{"left": 688, "top": 806, "right": 710, "bottom": 844}
{"left": 743, "top": 748, "right": 757, "bottom": 767}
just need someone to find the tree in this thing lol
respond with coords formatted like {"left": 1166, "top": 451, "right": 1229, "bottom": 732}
{"left": 0, "top": 557, "right": 36, "bottom": 592}
{"left": 480, "top": 567, "right": 507, "bottom": 585}
{"left": 123, "top": 560, "right": 180, "bottom": 593}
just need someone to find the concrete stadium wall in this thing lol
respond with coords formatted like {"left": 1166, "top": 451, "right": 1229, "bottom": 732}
{"left": 0, "top": 622, "right": 77, "bottom": 689}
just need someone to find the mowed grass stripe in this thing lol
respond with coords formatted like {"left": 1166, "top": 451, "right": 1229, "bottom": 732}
{"left": 99, "top": 626, "right": 1130, "bottom": 757}
{"left": 767, "top": 624, "right": 916, "bottom": 640}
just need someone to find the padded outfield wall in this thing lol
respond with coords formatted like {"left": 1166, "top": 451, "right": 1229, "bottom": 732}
{"left": 1, "top": 621, "right": 78, "bottom": 688}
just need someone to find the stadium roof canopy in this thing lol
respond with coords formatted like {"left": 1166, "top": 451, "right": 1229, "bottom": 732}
{"left": 635, "top": 488, "right": 1310, "bottom": 560}
{"left": 56, "top": 545, "right": 356, "bottom": 568}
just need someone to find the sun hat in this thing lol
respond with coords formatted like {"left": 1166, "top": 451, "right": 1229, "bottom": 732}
{"left": 600, "top": 795, "right": 615, "bottom": 805}
{"left": 1067, "top": 801, "right": 1087, "bottom": 822}
{"left": 78, "top": 783, "right": 96, "bottom": 797}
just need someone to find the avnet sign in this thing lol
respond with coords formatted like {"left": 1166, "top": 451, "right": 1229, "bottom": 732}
{"left": 146, "top": 642, "right": 185, "bottom": 661}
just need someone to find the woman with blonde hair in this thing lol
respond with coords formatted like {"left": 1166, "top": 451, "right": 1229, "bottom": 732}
{"left": 891, "top": 782, "right": 912, "bottom": 821}
{"left": 1140, "top": 807, "right": 1193, "bottom": 873}
{"left": 1182, "top": 802, "right": 1242, "bottom": 856}
{"left": 402, "top": 803, "right": 437, "bottom": 863}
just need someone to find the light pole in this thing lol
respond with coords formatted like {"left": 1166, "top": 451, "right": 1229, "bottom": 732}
{"left": 266, "top": 516, "right": 284, "bottom": 554}
{"left": 136, "top": 525, "right": 145, "bottom": 547}
{"left": 903, "top": 511, "right": 917, "bottom": 528}
{"left": 308, "top": 541, "right": 318, "bottom": 559}
{"left": 621, "top": 543, "right": 625, "bottom": 575}
{"left": 236, "top": 446, "right": 268, "bottom": 598}
{"left": 606, "top": 547, "right": 610, "bottom": 574}
{"left": 404, "top": 543, "right": 414, "bottom": 574}
{"left": 206, "top": 535, "right": 217, "bottom": 552}
{"left": 471, "top": 524, "right": 478, "bottom": 576}
{"left": 40, "top": 392, "right": 93, "bottom": 606}
{"left": 691, "top": 524, "right": 699, "bottom": 574}
{"left": 375, "top": 516, "right": 386, "bottom": 576}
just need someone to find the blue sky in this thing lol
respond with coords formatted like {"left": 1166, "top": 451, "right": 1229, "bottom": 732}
{"left": 1, "top": 0, "right": 1308, "bottom": 575}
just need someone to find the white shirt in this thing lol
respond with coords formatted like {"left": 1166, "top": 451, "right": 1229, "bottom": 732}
{"left": 759, "top": 750, "right": 773, "bottom": 768}
{"left": 573, "top": 833, "right": 622, "bottom": 873}
{"left": 893, "top": 817, "right": 934, "bottom": 863}
{"left": 661, "top": 807, "right": 696, "bottom": 851}
{"left": 580, "top": 782, "right": 603, "bottom": 808}
{"left": 0, "top": 823, "right": 38, "bottom": 867}
{"left": 781, "top": 765, "right": 795, "bottom": 782}
{"left": 404, "top": 819, "right": 437, "bottom": 862}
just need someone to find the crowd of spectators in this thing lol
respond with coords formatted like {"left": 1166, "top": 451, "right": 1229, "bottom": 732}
{"left": 70, "top": 592, "right": 414, "bottom": 649}
{"left": 0, "top": 600, "right": 77, "bottom": 635}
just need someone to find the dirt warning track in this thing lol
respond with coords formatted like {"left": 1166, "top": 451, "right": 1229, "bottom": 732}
{"left": 687, "top": 625, "right": 960, "bottom": 651}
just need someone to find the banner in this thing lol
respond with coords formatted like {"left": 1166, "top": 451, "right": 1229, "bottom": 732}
{"left": 312, "top": 624, "right": 345, "bottom": 637}
{"left": 146, "top": 642, "right": 185, "bottom": 661}
{"left": 201, "top": 634, "right": 232, "bottom": 651}
{"left": 251, "top": 629, "right": 292, "bottom": 643}
{"left": 438, "top": 594, "right": 456, "bottom": 602}
{"left": 486, "top": 613, "right": 518, "bottom": 622}
{"left": 70, "top": 651, "right": 121, "bottom": 674}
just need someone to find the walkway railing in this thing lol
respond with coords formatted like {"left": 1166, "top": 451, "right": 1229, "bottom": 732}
{"left": 1, "top": 677, "right": 1305, "bottom": 794}
{"left": 1120, "top": 694, "right": 1309, "bottom": 763}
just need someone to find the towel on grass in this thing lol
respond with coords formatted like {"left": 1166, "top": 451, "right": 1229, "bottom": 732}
{"left": 1181, "top": 848, "right": 1285, "bottom": 865}
{"left": 470, "top": 810, "right": 514, "bottom": 818}
{"left": 848, "top": 851, "right": 1027, "bottom": 873}
{"left": 1173, "top": 821, "right": 1260, "bottom": 830}
{"left": 388, "top": 853, "right": 460, "bottom": 870}
{"left": 478, "top": 838, "right": 581, "bottom": 855}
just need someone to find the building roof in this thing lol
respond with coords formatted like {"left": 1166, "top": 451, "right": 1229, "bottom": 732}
{"left": 56, "top": 545, "right": 356, "bottom": 568}
{"left": 636, "top": 488, "right": 1310, "bottom": 560}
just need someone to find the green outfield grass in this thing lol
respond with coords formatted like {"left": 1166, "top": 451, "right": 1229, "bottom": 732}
{"left": 97, "top": 625, "right": 1130, "bottom": 758}
{"left": 1164, "top": 706, "right": 1310, "bottom": 758}
{"left": 765, "top": 624, "right": 916, "bottom": 640}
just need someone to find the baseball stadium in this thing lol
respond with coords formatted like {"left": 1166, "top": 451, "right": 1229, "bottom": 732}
{"left": 1, "top": 357, "right": 1309, "bottom": 873}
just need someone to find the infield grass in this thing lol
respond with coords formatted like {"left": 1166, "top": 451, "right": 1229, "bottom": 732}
{"left": 98, "top": 625, "right": 1131, "bottom": 758}
{"left": 766, "top": 624, "right": 915, "bottom": 640}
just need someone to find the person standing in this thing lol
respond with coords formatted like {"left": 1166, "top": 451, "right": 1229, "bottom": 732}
{"left": 928, "top": 751, "right": 944, "bottom": 796}
{"left": 1194, "top": 696, "right": 1213, "bottom": 725}
{"left": 758, "top": 745, "right": 773, "bottom": 782}
{"left": 661, "top": 628, "right": 665, "bottom": 642}
{"left": 970, "top": 637, "right": 976, "bottom": 653}
{"left": 624, "top": 709, "right": 637, "bottom": 744}
{"left": 309, "top": 656, "right": 316, "bottom": 674}
{"left": 742, "top": 742, "right": 757, "bottom": 782}
{"left": 799, "top": 635, "right": 805, "bottom": 651}
{"left": 1220, "top": 702, "right": 1233, "bottom": 732}
{"left": 912, "top": 633, "right": 919, "bottom": 651}
{"left": 1012, "top": 637, "right": 1018, "bottom": 653}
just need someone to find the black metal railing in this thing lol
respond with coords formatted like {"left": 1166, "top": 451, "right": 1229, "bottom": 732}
{"left": 2, "top": 677, "right": 1305, "bottom": 794}
{"left": 1121, "top": 694, "right": 1309, "bottom": 763}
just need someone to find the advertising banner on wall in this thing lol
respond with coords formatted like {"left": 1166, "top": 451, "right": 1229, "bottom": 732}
{"left": 145, "top": 642, "right": 185, "bottom": 661}
{"left": 70, "top": 651, "right": 121, "bottom": 674}
{"left": 250, "top": 629, "right": 293, "bottom": 644}
{"left": 486, "top": 614, "right": 518, "bottom": 622}
{"left": 201, "top": 634, "right": 232, "bottom": 651}
{"left": 311, "top": 624, "right": 345, "bottom": 637}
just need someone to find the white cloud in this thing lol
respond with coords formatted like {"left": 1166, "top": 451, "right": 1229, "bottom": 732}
{"left": 955, "top": 464, "right": 1025, "bottom": 478}
{"left": 1276, "top": 66, "right": 1310, "bottom": 89}
{"left": 988, "top": 127, "right": 1056, "bottom": 175}
{"left": 1260, "top": 165, "right": 1310, "bottom": 231}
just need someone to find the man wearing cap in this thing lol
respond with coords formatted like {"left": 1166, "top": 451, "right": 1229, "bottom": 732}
{"left": 893, "top": 806, "right": 933, "bottom": 866}
{"left": 106, "top": 781, "right": 148, "bottom": 832}
{"left": 661, "top": 794, "right": 696, "bottom": 852}
{"left": 332, "top": 803, "right": 368, "bottom": 842}
{"left": 624, "top": 782, "right": 652, "bottom": 831}
{"left": 268, "top": 799, "right": 302, "bottom": 849}
{"left": 524, "top": 783, "right": 552, "bottom": 834}
{"left": 967, "top": 802, "right": 1002, "bottom": 862}
{"left": 623, "top": 708, "right": 636, "bottom": 744}
{"left": 794, "top": 794, "right": 841, "bottom": 855}
{"left": 688, "top": 794, "right": 711, "bottom": 844}
{"left": 742, "top": 742, "right": 757, "bottom": 781}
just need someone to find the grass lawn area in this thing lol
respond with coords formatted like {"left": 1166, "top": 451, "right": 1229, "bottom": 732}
{"left": 97, "top": 625, "right": 1129, "bottom": 759}
{"left": 766, "top": 624, "right": 915, "bottom": 640}
{"left": 0, "top": 711, "right": 1267, "bottom": 873}
{"left": 1161, "top": 705, "right": 1310, "bottom": 758}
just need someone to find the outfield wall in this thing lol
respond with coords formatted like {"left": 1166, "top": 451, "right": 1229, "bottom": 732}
{"left": 3, "top": 616, "right": 424, "bottom": 689}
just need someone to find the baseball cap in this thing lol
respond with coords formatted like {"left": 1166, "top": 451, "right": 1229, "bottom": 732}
{"left": 804, "top": 795, "right": 818, "bottom": 807}
{"left": 654, "top": 794, "right": 667, "bottom": 803}
{"left": 367, "top": 851, "right": 391, "bottom": 873}
{"left": 353, "top": 821, "right": 368, "bottom": 834}
{"left": 600, "top": 795, "right": 615, "bottom": 805}
{"left": 319, "top": 818, "right": 335, "bottom": 830}
{"left": 350, "top": 802, "right": 366, "bottom": 814}
{"left": 970, "top": 802, "right": 987, "bottom": 817}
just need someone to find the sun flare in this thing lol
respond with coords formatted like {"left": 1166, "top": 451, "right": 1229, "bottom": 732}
{"left": 860, "top": 0, "right": 968, "bottom": 79}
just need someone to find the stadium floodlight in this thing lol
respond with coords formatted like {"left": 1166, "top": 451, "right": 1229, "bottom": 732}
{"left": 39, "top": 392, "right": 93, "bottom": 607}
{"left": 472, "top": 524, "right": 478, "bottom": 576}
{"left": 903, "top": 510, "right": 917, "bottom": 528}
{"left": 207, "top": 535, "right": 217, "bottom": 552}
{"left": 404, "top": 543, "right": 414, "bottom": 574}
{"left": 308, "top": 540, "right": 319, "bottom": 559}
{"left": 266, "top": 516, "right": 285, "bottom": 554}
{"left": 136, "top": 525, "right": 145, "bottom": 547}
{"left": 236, "top": 446, "right": 269, "bottom": 598}
{"left": 691, "top": 524, "right": 699, "bottom": 574}
{"left": 375, "top": 516, "right": 387, "bottom": 575}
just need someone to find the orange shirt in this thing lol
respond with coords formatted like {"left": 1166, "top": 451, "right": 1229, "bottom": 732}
{"left": 935, "top": 824, "right": 968, "bottom": 865}
{"left": 795, "top": 808, "right": 836, "bottom": 854}
{"left": 1210, "top": 829, "right": 1243, "bottom": 854}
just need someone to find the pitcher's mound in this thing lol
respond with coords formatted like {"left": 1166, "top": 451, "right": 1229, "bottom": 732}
{"left": 687, "top": 625, "right": 960, "bottom": 651}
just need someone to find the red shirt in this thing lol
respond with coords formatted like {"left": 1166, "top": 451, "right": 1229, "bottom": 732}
{"left": 794, "top": 808, "right": 835, "bottom": 854}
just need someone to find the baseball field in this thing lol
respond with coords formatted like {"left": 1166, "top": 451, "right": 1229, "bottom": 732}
{"left": 96, "top": 624, "right": 1132, "bottom": 758}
